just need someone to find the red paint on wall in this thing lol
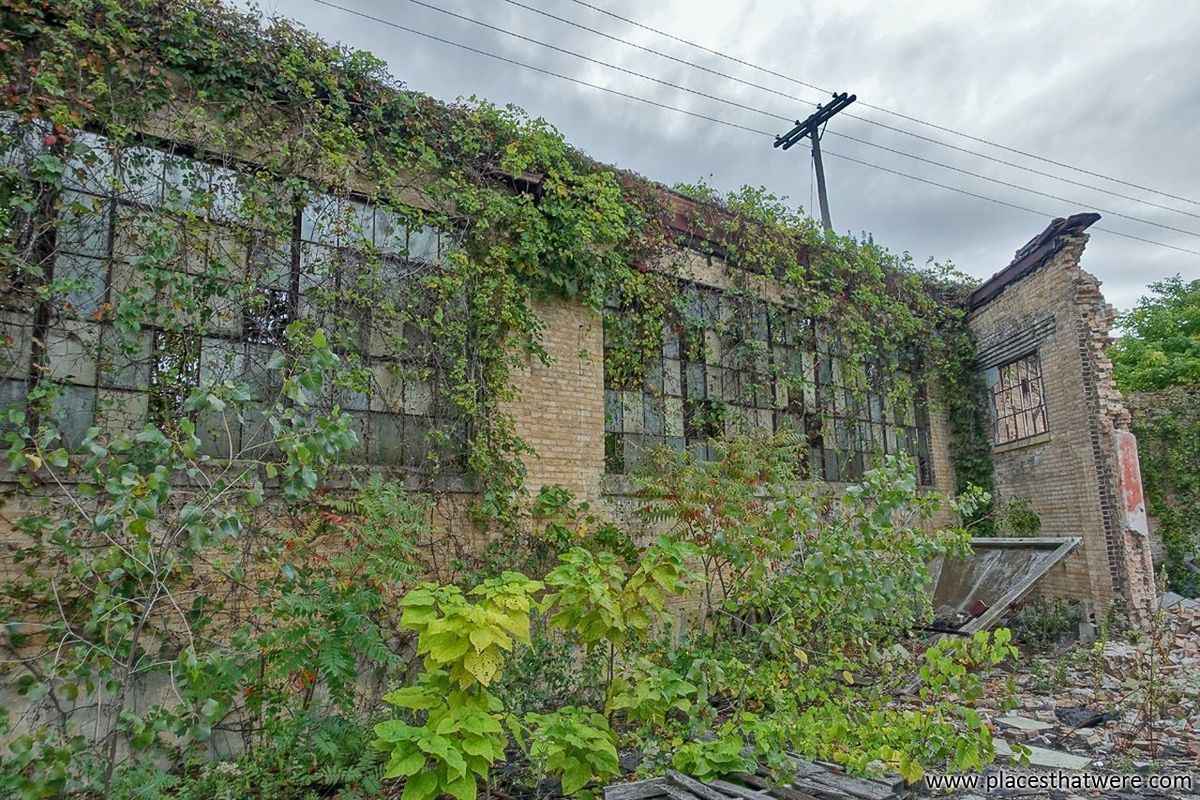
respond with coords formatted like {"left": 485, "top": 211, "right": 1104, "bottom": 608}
{"left": 1115, "top": 431, "right": 1144, "bottom": 515}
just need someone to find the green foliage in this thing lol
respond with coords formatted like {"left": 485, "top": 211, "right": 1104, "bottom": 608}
{"left": 1009, "top": 596, "right": 1085, "bottom": 649}
{"left": 375, "top": 672, "right": 507, "bottom": 800}
{"left": 607, "top": 659, "right": 698, "bottom": 727}
{"left": 989, "top": 497, "right": 1042, "bottom": 538}
{"left": 934, "top": 324, "right": 997, "bottom": 532}
{"left": 636, "top": 433, "right": 975, "bottom": 650}
{"left": 1111, "top": 276, "right": 1200, "bottom": 392}
{"left": 0, "top": 1, "right": 1003, "bottom": 795}
{"left": 521, "top": 706, "right": 620, "bottom": 795}
{"left": 541, "top": 537, "right": 699, "bottom": 650}
{"left": 493, "top": 625, "right": 607, "bottom": 717}
{"left": 777, "top": 630, "right": 1020, "bottom": 785}
{"left": 1128, "top": 388, "right": 1200, "bottom": 595}
{"left": 670, "top": 727, "right": 751, "bottom": 781}
{"left": 0, "top": 324, "right": 427, "bottom": 797}
{"left": 919, "top": 629, "right": 1018, "bottom": 702}
{"left": 1114, "top": 280, "right": 1199, "bottom": 595}
{"left": 168, "top": 716, "right": 383, "bottom": 800}
{"left": 374, "top": 575, "right": 542, "bottom": 799}
{"left": 400, "top": 573, "right": 542, "bottom": 689}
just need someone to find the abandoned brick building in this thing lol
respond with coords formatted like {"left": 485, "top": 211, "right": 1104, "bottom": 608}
{"left": 0, "top": 6, "right": 1157, "bottom": 633}
{"left": 965, "top": 214, "right": 1156, "bottom": 620}
{"left": 507, "top": 203, "right": 1157, "bottom": 621}
{"left": 0, "top": 129, "right": 1155, "bottom": 621}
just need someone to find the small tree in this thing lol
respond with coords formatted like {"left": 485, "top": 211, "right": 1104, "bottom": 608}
{"left": 1110, "top": 275, "right": 1200, "bottom": 393}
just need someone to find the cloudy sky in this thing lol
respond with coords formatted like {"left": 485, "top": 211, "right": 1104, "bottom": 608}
{"left": 248, "top": 0, "right": 1199, "bottom": 310}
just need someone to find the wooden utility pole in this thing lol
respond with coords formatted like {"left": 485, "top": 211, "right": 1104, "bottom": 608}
{"left": 774, "top": 92, "right": 856, "bottom": 232}
{"left": 809, "top": 129, "right": 831, "bottom": 232}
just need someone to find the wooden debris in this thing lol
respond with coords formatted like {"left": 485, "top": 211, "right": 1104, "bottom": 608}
{"left": 604, "top": 759, "right": 901, "bottom": 800}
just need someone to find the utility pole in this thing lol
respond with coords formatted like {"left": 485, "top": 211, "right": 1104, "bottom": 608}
{"left": 774, "top": 92, "right": 856, "bottom": 232}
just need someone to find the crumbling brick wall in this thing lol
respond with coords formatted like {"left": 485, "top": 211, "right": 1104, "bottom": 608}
{"left": 968, "top": 223, "right": 1156, "bottom": 622}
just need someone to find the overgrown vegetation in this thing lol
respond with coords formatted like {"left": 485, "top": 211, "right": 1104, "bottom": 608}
{"left": 1127, "top": 390, "right": 1200, "bottom": 596}
{"left": 1110, "top": 276, "right": 1200, "bottom": 392}
{"left": 0, "top": 1, "right": 1013, "bottom": 797}
{"left": 1111, "top": 276, "right": 1200, "bottom": 596}
{"left": 1009, "top": 596, "right": 1084, "bottom": 650}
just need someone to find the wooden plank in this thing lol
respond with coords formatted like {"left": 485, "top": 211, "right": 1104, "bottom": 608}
{"left": 605, "top": 778, "right": 670, "bottom": 800}
{"left": 662, "top": 784, "right": 701, "bottom": 800}
{"left": 800, "top": 772, "right": 892, "bottom": 800}
{"left": 667, "top": 771, "right": 731, "bottom": 800}
{"left": 731, "top": 772, "right": 769, "bottom": 790}
{"left": 811, "top": 760, "right": 903, "bottom": 792}
{"left": 784, "top": 754, "right": 830, "bottom": 778}
{"left": 788, "top": 777, "right": 853, "bottom": 800}
{"left": 866, "top": 774, "right": 905, "bottom": 792}
{"left": 706, "top": 779, "right": 775, "bottom": 800}
{"left": 765, "top": 785, "right": 823, "bottom": 800}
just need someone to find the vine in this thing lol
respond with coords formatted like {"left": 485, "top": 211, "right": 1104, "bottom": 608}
{"left": 2, "top": 0, "right": 992, "bottom": 520}
{"left": 0, "top": 3, "right": 1010, "bottom": 796}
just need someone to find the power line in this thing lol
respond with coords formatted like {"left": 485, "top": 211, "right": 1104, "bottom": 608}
{"left": 304, "top": 0, "right": 1200, "bottom": 258}
{"left": 822, "top": 151, "right": 1200, "bottom": 258}
{"left": 392, "top": 0, "right": 1200, "bottom": 240}
{"left": 508, "top": 0, "right": 1200, "bottom": 219}
{"left": 307, "top": 0, "right": 766, "bottom": 136}
{"left": 498, "top": 0, "right": 1200, "bottom": 221}
{"left": 398, "top": 0, "right": 781, "bottom": 125}
{"left": 560, "top": 0, "right": 1200, "bottom": 210}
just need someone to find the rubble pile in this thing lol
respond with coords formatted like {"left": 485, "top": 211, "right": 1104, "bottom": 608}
{"left": 979, "top": 597, "right": 1200, "bottom": 772}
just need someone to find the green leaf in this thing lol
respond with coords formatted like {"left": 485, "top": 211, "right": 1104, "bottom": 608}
{"left": 560, "top": 761, "right": 591, "bottom": 795}
{"left": 444, "top": 774, "right": 477, "bottom": 800}
{"left": 383, "top": 686, "right": 440, "bottom": 710}
{"left": 384, "top": 750, "right": 426, "bottom": 779}
{"left": 401, "top": 770, "right": 439, "bottom": 800}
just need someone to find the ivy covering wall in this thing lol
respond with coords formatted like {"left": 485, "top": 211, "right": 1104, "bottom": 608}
{"left": 1129, "top": 389, "right": 1200, "bottom": 596}
{"left": 0, "top": 3, "right": 1020, "bottom": 797}
{"left": 0, "top": 0, "right": 992, "bottom": 517}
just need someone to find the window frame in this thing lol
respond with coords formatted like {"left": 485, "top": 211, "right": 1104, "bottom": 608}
{"left": 986, "top": 350, "right": 1049, "bottom": 446}
{"left": 3, "top": 124, "right": 461, "bottom": 470}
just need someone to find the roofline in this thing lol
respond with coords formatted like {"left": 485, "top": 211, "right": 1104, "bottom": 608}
{"left": 968, "top": 213, "right": 1101, "bottom": 311}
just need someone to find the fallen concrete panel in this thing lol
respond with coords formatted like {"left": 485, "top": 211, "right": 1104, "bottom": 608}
{"left": 995, "top": 714, "right": 1055, "bottom": 733}
{"left": 928, "top": 537, "right": 1081, "bottom": 634}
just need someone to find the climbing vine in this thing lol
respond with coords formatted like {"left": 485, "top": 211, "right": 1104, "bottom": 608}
{"left": 1128, "top": 388, "right": 1200, "bottom": 595}
{"left": 0, "top": 3, "right": 1008, "bottom": 797}
{"left": 1, "top": 0, "right": 989, "bottom": 516}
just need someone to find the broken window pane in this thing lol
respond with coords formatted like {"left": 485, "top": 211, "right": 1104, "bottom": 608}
{"left": 243, "top": 287, "right": 292, "bottom": 347}
{"left": 44, "top": 321, "right": 99, "bottom": 386}
{"left": 408, "top": 225, "right": 439, "bottom": 262}
{"left": 53, "top": 253, "right": 108, "bottom": 319}
{"left": 47, "top": 385, "right": 96, "bottom": 450}
{"left": 148, "top": 331, "right": 200, "bottom": 422}
{"left": 989, "top": 352, "right": 1049, "bottom": 445}
{"left": 118, "top": 146, "right": 167, "bottom": 207}
{"left": 56, "top": 191, "right": 111, "bottom": 257}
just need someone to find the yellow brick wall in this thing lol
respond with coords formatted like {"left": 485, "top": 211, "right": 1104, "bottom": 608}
{"left": 505, "top": 298, "right": 606, "bottom": 502}
{"left": 967, "top": 234, "right": 1153, "bottom": 616}
{"left": 507, "top": 290, "right": 960, "bottom": 526}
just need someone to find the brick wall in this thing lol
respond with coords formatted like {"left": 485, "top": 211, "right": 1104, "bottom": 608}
{"left": 506, "top": 298, "right": 606, "bottom": 502}
{"left": 968, "top": 232, "right": 1155, "bottom": 619}
{"left": 507, "top": 273, "right": 959, "bottom": 521}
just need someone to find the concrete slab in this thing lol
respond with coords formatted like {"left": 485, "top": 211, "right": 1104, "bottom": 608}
{"left": 994, "top": 738, "right": 1092, "bottom": 770}
{"left": 1022, "top": 745, "right": 1093, "bottom": 770}
{"left": 996, "top": 714, "right": 1055, "bottom": 733}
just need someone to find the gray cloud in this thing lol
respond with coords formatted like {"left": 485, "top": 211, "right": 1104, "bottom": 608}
{"left": 258, "top": 0, "right": 1200, "bottom": 309}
